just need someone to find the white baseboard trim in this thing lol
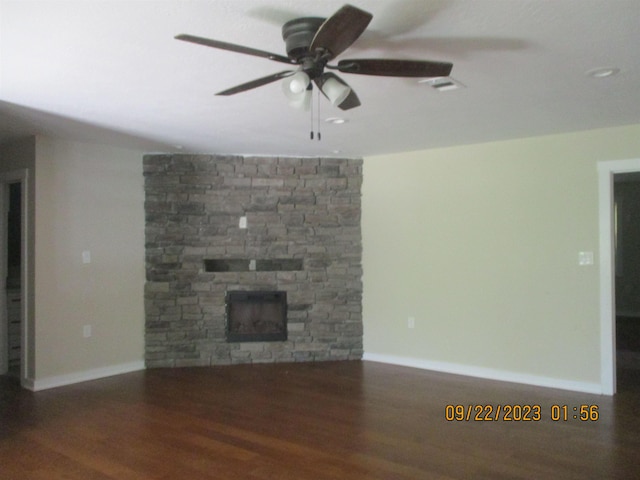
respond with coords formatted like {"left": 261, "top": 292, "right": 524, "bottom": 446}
{"left": 27, "top": 361, "right": 145, "bottom": 392}
{"left": 363, "top": 353, "right": 604, "bottom": 395}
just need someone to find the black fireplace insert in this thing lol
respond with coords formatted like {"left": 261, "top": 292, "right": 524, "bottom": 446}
{"left": 225, "top": 291, "right": 287, "bottom": 342}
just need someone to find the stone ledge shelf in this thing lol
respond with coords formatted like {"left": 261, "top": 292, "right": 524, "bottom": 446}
{"left": 204, "top": 258, "right": 304, "bottom": 273}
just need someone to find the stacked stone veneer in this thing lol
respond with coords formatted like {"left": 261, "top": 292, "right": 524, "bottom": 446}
{"left": 144, "top": 154, "right": 363, "bottom": 367}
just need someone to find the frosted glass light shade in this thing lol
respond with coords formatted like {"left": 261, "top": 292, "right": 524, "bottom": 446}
{"left": 282, "top": 71, "right": 312, "bottom": 110}
{"left": 321, "top": 77, "right": 351, "bottom": 106}
{"left": 287, "top": 88, "right": 312, "bottom": 110}
{"left": 283, "top": 71, "right": 310, "bottom": 94}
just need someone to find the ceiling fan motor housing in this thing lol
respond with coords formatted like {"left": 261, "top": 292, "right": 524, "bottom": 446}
{"left": 282, "top": 17, "right": 325, "bottom": 61}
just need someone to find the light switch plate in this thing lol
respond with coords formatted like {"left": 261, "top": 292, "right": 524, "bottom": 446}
{"left": 239, "top": 216, "right": 247, "bottom": 229}
{"left": 82, "top": 250, "right": 91, "bottom": 264}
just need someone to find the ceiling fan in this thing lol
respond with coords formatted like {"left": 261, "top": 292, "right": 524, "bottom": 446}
{"left": 175, "top": 3, "right": 453, "bottom": 111}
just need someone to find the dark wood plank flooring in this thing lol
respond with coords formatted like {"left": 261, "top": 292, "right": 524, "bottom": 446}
{"left": 1, "top": 361, "right": 639, "bottom": 479}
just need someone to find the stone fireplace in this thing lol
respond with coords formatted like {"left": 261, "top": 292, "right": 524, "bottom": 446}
{"left": 143, "top": 154, "right": 363, "bottom": 367}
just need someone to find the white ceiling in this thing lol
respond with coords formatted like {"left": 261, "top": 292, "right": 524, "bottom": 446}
{"left": 1, "top": 0, "right": 639, "bottom": 157}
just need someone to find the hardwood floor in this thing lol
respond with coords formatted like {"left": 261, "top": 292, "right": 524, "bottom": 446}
{"left": 1, "top": 361, "right": 639, "bottom": 479}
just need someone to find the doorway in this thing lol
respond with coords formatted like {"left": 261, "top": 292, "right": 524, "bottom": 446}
{"left": 598, "top": 158, "right": 640, "bottom": 395}
{"left": 5, "top": 183, "right": 22, "bottom": 376}
{"left": 613, "top": 173, "right": 640, "bottom": 389}
{"left": 0, "top": 170, "right": 28, "bottom": 384}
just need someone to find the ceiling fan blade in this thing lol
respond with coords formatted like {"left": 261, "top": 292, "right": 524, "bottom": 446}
{"left": 217, "top": 71, "right": 294, "bottom": 96}
{"left": 309, "top": 4, "right": 373, "bottom": 60}
{"left": 175, "top": 34, "right": 293, "bottom": 65}
{"left": 314, "top": 72, "right": 361, "bottom": 110}
{"left": 337, "top": 58, "right": 453, "bottom": 77}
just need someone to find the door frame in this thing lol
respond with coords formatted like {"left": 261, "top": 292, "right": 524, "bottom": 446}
{"left": 0, "top": 178, "right": 5, "bottom": 374}
{"left": 598, "top": 158, "right": 640, "bottom": 395}
{"left": 0, "top": 169, "right": 29, "bottom": 383}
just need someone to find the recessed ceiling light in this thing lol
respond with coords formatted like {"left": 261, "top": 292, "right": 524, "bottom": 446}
{"left": 586, "top": 67, "right": 620, "bottom": 78}
{"left": 325, "top": 117, "right": 347, "bottom": 124}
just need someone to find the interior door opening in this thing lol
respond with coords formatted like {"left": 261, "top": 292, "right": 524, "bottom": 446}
{"left": 613, "top": 173, "right": 640, "bottom": 391}
{"left": 0, "top": 173, "right": 26, "bottom": 384}
{"left": 6, "top": 182, "right": 22, "bottom": 377}
{"left": 599, "top": 158, "right": 640, "bottom": 395}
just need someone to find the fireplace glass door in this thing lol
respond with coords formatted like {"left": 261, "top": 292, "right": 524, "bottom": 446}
{"left": 226, "top": 291, "right": 287, "bottom": 342}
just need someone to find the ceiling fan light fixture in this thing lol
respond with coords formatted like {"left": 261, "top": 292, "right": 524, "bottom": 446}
{"left": 320, "top": 77, "right": 351, "bottom": 106}
{"left": 286, "top": 87, "right": 312, "bottom": 111}
{"left": 284, "top": 70, "right": 310, "bottom": 94}
{"left": 282, "top": 71, "right": 312, "bottom": 110}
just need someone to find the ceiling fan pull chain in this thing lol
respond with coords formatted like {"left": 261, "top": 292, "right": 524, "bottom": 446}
{"left": 317, "top": 89, "right": 322, "bottom": 141}
{"left": 309, "top": 87, "right": 315, "bottom": 140}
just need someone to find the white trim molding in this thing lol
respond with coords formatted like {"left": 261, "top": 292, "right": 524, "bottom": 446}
{"left": 363, "top": 353, "right": 603, "bottom": 395}
{"left": 25, "top": 361, "right": 145, "bottom": 392}
{"left": 597, "top": 157, "right": 640, "bottom": 396}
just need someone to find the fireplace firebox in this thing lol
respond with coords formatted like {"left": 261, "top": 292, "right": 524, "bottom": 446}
{"left": 225, "top": 291, "right": 287, "bottom": 342}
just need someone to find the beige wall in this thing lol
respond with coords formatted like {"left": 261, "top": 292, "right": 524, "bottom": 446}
{"left": 33, "top": 137, "right": 145, "bottom": 382}
{"left": 362, "top": 124, "right": 640, "bottom": 390}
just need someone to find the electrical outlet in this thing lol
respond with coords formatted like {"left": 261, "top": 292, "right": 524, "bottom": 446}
{"left": 83, "top": 325, "right": 92, "bottom": 338}
{"left": 408, "top": 317, "right": 415, "bottom": 329}
{"left": 239, "top": 216, "right": 247, "bottom": 229}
